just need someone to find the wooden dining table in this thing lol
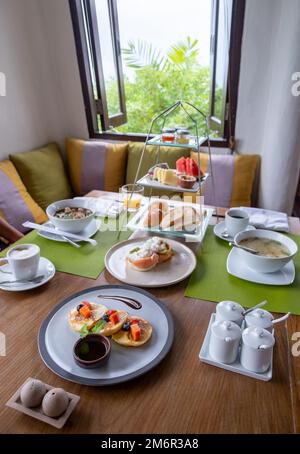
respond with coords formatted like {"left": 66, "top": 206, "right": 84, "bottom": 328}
{"left": 0, "top": 190, "right": 299, "bottom": 434}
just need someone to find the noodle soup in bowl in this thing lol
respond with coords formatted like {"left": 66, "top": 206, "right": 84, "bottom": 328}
{"left": 234, "top": 229, "right": 297, "bottom": 273}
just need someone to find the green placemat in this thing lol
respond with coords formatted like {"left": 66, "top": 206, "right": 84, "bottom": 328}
{"left": 0, "top": 218, "right": 132, "bottom": 279}
{"left": 185, "top": 226, "right": 300, "bottom": 314}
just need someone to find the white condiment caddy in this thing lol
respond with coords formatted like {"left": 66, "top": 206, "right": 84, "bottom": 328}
{"left": 199, "top": 313, "right": 274, "bottom": 381}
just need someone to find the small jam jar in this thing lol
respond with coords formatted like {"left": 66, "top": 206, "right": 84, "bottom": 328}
{"left": 240, "top": 327, "right": 275, "bottom": 373}
{"left": 215, "top": 301, "right": 244, "bottom": 327}
{"left": 176, "top": 129, "right": 190, "bottom": 144}
{"left": 161, "top": 128, "right": 175, "bottom": 143}
{"left": 209, "top": 320, "right": 242, "bottom": 364}
{"left": 245, "top": 308, "right": 274, "bottom": 333}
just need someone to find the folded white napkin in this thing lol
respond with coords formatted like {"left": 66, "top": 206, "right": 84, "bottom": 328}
{"left": 74, "top": 197, "right": 125, "bottom": 218}
{"left": 239, "top": 207, "right": 289, "bottom": 232}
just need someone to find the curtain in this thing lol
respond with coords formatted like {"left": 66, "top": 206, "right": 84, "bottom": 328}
{"left": 235, "top": 0, "right": 300, "bottom": 215}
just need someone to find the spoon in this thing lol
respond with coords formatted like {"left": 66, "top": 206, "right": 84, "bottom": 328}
{"left": 229, "top": 242, "right": 259, "bottom": 255}
{"left": 221, "top": 230, "right": 231, "bottom": 239}
{"left": 272, "top": 312, "right": 291, "bottom": 325}
{"left": 62, "top": 235, "right": 81, "bottom": 248}
{"left": 243, "top": 300, "right": 267, "bottom": 316}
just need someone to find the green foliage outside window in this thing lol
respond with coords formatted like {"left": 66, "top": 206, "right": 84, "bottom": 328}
{"left": 102, "top": 37, "right": 221, "bottom": 136}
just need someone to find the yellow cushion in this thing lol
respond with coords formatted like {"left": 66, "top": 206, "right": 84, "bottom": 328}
{"left": 66, "top": 138, "right": 128, "bottom": 195}
{"left": 189, "top": 152, "right": 260, "bottom": 207}
{"left": 0, "top": 160, "right": 47, "bottom": 233}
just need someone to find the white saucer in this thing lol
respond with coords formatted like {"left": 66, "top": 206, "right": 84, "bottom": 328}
{"left": 227, "top": 247, "right": 295, "bottom": 285}
{"left": 0, "top": 257, "right": 55, "bottom": 291}
{"left": 214, "top": 221, "right": 256, "bottom": 242}
{"left": 37, "top": 219, "right": 100, "bottom": 243}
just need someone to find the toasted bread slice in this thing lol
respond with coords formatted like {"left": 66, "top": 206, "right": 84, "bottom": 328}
{"left": 112, "top": 317, "right": 153, "bottom": 347}
{"left": 68, "top": 303, "right": 108, "bottom": 333}
{"left": 161, "top": 206, "right": 200, "bottom": 231}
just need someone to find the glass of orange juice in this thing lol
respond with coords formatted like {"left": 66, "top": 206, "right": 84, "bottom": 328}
{"left": 122, "top": 184, "right": 144, "bottom": 212}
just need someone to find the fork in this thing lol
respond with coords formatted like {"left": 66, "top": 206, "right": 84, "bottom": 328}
{"left": 0, "top": 275, "right": 45, "bottom": 285}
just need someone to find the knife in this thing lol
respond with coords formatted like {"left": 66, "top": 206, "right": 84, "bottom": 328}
{"left": 22, "top": 221, "right": 98, "bottom": 246}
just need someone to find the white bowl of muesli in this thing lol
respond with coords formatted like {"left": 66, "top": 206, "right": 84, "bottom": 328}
{"left": 46, "top": 199, "right": 95, "bottom": 233}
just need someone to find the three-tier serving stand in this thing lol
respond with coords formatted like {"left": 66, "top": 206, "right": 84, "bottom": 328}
{"left": 129, "top": 100, "right": 215, "bottom": 241}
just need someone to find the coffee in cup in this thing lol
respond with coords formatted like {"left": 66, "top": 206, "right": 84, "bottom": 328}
{"left": 225, "top": 208, "right": 249, "bottom": 237}
{"left": 0, "top": 244, "right": 40, "bottom": 280}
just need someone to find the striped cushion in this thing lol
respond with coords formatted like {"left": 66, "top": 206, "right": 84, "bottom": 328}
{"left": 190, "top": 152, "right": 260, "bottom": 207}
{"left": 66, "top": 138, "right": 128, "bottom": 196}
{"left": 0, "top": 160, "right": 47, "bottom": 233}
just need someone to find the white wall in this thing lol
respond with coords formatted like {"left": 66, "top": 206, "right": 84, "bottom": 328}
{"left": 0, "top": 0, "right": 88, "bottom": 160}
{"left": 235, "top": 0, "right": 300, "bottom": 214}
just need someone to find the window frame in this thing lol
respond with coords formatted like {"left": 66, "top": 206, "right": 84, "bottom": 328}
{"left": 69, "top": 0, "right": 246, "bottom": 147}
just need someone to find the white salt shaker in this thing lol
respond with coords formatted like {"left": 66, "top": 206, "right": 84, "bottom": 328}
{"left": 245, "top": 308, "right": 274, "bottom": 333}
{"left": 240, "top": 327, "right": 275, "bottom": 373}
{"left": 209, "top": 320, "right": 242, "bottom": 364}
{"left": 215, "top": 301, "right": 244, "bottom": 327}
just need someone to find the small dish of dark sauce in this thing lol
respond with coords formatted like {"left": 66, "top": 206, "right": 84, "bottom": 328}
{"left": 73, "top": 334, "right": 111, "bottom": 369}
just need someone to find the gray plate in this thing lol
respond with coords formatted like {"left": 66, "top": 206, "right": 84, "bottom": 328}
{"left": 38, "top": 285, "right": 174, "bottom": 386}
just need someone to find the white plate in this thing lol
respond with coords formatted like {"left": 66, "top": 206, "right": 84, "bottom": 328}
{"left": 0, "top": 257, "right": 55, "bottom": 291}
{"left": 227, "top": 247, "right": 295, "bottom": 285}
{"left": 127, "top": 200, "right": 214, "bottom": 242}
{"left": 37, "top": 219, "right": 100, "bottom": 243}
{"left": 214, "top": 221, "right": 256, "bottom": 242}
{"left": 199, "top": 314, "right": 273, "bottom": 381}
{"left": 38, "top": 285, "right": 174, "bottom": 386}
{"left": 137, "top": 173, "right": 209, "bottom": 193}
{"left": 105, "top": 237, "right": 197, "bottom": 287}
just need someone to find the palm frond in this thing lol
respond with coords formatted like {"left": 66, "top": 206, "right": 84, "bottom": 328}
{"left": 122, "top": 40, "right": 165, "bottom": 70}
{"left": 167, "top": 36, "right": 200, "bottom": 68}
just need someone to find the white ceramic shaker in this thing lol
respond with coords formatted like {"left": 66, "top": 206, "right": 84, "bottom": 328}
{"left": 215, "top": 301, "right": 244, "bottom": 327}
{"left": 245, "top": 308, "right": 274, "bottom": 333}
{"left": 209, "top": 320, "right": 242, "bottom": 364}
{"left": 240, "top": 327, "right": 275, "bottom": 373}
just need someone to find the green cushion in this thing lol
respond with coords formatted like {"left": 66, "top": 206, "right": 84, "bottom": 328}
{"left": 126, "top": 142, "right": 190, "bottom": 196}
{"left": 10, "top": 143, "right": 72, "bottom": 211}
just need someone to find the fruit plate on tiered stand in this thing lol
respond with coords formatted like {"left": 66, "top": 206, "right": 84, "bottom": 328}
{"left": 136, "top": 173, "right": 209, "bottom": 194}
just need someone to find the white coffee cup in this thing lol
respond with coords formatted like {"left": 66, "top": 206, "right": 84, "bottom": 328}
{"left": 225, "top": 208, "right": 249, "bottom": 237}
{"left": 0, "top": 244, "right": 40, "bottom": 280}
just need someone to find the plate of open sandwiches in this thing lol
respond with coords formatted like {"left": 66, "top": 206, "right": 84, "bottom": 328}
{"left": 105, "top": 236, "right": 196, "bottom": 287}
{"left": 38, "top": 285, "right": 174, "bottom": 386}
{"left": 127, "top": 199, "right": 214, "bottom": 241}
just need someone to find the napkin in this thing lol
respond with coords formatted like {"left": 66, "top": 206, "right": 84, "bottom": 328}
{"left": 74, "top": 197, "right": 125, "bottom": 218}
{"left": 239, "top": 207, "right": 289, "bottom": 232}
